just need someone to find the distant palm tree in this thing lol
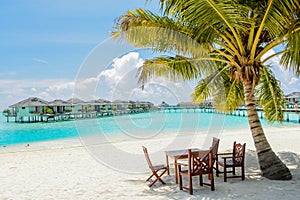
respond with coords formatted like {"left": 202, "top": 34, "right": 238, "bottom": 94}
{"left": 112, "top": 0, "right": 300, "bottom": 180}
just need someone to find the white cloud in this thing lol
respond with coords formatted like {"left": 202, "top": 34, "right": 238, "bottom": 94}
{"left": 263, "top": 49, "right": 300, "bottom": 95}
{"left": 0, "top": 79, "right": 74, "bottom": 109}
{"left": 98, "top": 52, "right": 143, "bottom": 81}
{"left": 289, "top": 77, "right": 298, "bottom": 85}
{"left": 39, "top": 81, "right": 75, "bottom": 100}
{"left": 0, "top": 52, "right": 195, "bottom": 110}
{"left": 93, "top": 52, "right": 193, "bottom": 104}
{"left": 93, "top": 52, "right": 144, "bottom": 101}
{"left": 32, "top": 58, "right": 49, "bottom": 65}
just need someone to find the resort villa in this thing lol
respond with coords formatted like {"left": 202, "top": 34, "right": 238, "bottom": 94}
{"left": 285, "top": 92, "right": 300, "bottom": 108}
{"left": 3, "top": 91, "right": 300, "bottom": 123}
{"left": 5, "top": 97, "right": 154, "bottom": 123}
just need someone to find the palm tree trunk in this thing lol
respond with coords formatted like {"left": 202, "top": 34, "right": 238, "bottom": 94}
{"left": 243, "top": 80, "right": 292, "bottom": 180}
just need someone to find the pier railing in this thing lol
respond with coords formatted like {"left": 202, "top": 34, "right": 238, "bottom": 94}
{"left": 4, "top": 108, "right": 151, "bottom": 123}
{"left": 159, "top": 106, "right": 300, "bottom": 123}
{"left": 5, "top": 106, "right": 300, "bottom": 123}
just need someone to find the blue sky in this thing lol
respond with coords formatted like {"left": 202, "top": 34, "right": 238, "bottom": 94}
{"left": 0, "top": 0, "right": 299, "bottom": 110}
{"left": 0, "top": 0, "right": 163, "bottom": 109}
{"left": 0, "top": 0, "right": 158, "bottom": 79}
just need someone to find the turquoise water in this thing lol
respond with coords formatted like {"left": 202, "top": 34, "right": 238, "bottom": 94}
{"left": 0, "top": 111, "right": 299, "bottom": 146}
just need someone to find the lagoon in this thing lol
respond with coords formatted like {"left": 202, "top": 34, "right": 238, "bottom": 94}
{"left": 0, "top": 110, "right": 299, "bottom": 146}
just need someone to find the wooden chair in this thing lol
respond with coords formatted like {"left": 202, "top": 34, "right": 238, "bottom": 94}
{"left": 211, "top": 137, "right": 220, "bottom": 168}
{"left": 216, "top": 141, "right": 246, "bottom": 182}
{"left": 177, "top": 149, "right": 215, "bottom": 195}
{"left": 142, "top": 146, "right": 168, "bottom": 187}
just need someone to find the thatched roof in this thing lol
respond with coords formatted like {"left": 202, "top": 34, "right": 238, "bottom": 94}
{"left": 48, "top": 99, "right": 70, "bottom": 106}
{"left": 98, "top": 99, "right": 111, "bottom": 103}
{"left": 159, "top": 101, "right": 169, "bottom": 107}
{"left": 9, "top": 97, "right": 49, "bottom": 108}
{"left": 285, "top": 92, "right": 300, "bottom": 98}
{"left": 86, "top": 99, "right": 111, "bottom": 105}
{"left": 8, "top": 97, "right": 154, "bottom": 108}
{"left": 135, "top": 101, "right": 154, "bottom": 105}
{"left": 113, "top": 100, "right": 130, "bottom": 104}
{"left": 66, "top": 98, "right": 85, "bottom": 105}
{"left": 177, "top": 102, "right": 199, "bottom": 106}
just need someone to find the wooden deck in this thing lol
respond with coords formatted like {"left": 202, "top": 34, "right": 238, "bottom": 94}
{"left": 160, "top": 106, "right": 300, "bottom": 123}
{"left": 4, "top": 109, "right": 151, "bottom": 123}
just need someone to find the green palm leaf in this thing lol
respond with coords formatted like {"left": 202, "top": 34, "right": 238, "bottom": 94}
{"left": 112, "top": 9, "right": 214, "bottom": 59}
{"left": 138, "top": 55, "right": 217, "bottom": 88}
{"left": 281, "top": 20, "right": 300, "bottom": 74}
{"left": 192, "top": 67, "right": 244, "bottom": 112}
{"left": 257, "top": 66, "right": 285, "bottom": 123}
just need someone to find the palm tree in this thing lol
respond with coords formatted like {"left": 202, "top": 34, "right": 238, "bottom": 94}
{"left": 112, "top": 0, "right": 300, "bottom": 180}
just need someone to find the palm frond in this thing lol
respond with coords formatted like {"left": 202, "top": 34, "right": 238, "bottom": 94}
{"left": 138, "top": 55, "right": 204, "bottom": 87}
{"left": 256, "top": 66, "right": 285, "bottom": 123}
{"left": 112, "top": 9, "right": 213, "bottom": 59}
{"left": 192, "top": 72, "right": 219, "bottom": 103}
{"left": 280, "top": 21, "right": 300, "bottom": 75}
{"left": 264, "top": 0, "right": 297, "bottom": 38}
{"left": 160, "top": 0, "right": 248, "bottom": 53}
{"left": 213, "top": 72, "right": 244, "bottom": 112}
{"left": 192, "top": 66, "right": 243, "bottom": 112}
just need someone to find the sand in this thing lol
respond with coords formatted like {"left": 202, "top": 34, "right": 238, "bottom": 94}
{"left": 0, "top": 125, "right": 299, "bottom": 200}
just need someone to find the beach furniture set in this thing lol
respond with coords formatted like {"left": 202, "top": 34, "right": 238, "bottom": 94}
{"left": 143, "top": 138, "right": 246, "bottom": 195}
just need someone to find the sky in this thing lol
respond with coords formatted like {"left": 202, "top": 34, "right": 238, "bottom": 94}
{"left": 0, "top": 0, "right": 299, "bottom": 110}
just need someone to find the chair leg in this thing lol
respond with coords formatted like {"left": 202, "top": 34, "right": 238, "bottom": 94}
{"left": 148, "top": 169, "right": 167, "bottom": 187}
{"left": 242, "top": 165, "right": 245, "bottom": 181}
{"left": 179, "top": 174, "right": 183, "bottom": 190}
{"left": 189, "top": 175, "right": 193, "bottom": 195}
{"left": 158, "top": 169, "right": 167, "bottom": 184}
{"left": 146, "top": 173, "right": 155, "bottom": 181}
{"left": 149, "top": 179, "right": 158, "bottom": 187}
{"left": 199, "top": 175, "right": 203, "bottom": 186}
{"left": 224, "top": 166, "right": 227, "bottom": 182}
{"left": 216, "top": 163, "right": 219, "bottom": 177}
{"left": 233, "top": 166, "right": 236, "bottom": 175}
{"left": 210, "top": 173, "right": 215, "bottom": 191}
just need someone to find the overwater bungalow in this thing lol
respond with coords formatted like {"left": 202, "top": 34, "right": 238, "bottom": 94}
{"left": 87, "top": 99, "right": 111, "bottom": 112}
{"left": 5, "top": 97, "right": 154, "bottom": 123}
{"left": 136, "top": 101, "right": 154, "bottom": 110}
{"left": 66, "top": 98, "right": 86, "bottom": 114}
{"left": 48, "top": 99, "right": 69, "bottom": 114}
{"left": 285, "top": 92, "right": 300, "bottom": 108}
{"left": 177, "top": 102, "right": 199, "bottom": 107}
{"left": 9, "top": 97, "right": 50, "bottom": 122}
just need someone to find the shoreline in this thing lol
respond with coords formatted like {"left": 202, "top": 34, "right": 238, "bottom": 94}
{"left": 1, "top": 124, "right": 299, "bottom": 153}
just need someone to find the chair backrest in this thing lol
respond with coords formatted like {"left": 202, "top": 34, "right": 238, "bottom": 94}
{"left": 232, "top": 142, "right": 246, "bottom": 165}
{"left": 211, "top": 137, "right": 220, "bottom": 164}
{"left": 188, "top": 149, "right": 213, "bottom": 175}
{"left": 142, "top": 146, "right": 155, "bottom": 172}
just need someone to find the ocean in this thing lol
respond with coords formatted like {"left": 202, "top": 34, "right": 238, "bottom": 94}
{"left": 0, "top": 110, "right": 299, "bottom": 146}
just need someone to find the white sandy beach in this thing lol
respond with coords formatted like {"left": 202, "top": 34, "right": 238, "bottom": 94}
{"left": 1, "top": 125, "right": 300, "bottom": 200}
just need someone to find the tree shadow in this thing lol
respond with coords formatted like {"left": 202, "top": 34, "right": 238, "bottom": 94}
{"left": 278, "top": 151, "right": 300, "bottom": 180}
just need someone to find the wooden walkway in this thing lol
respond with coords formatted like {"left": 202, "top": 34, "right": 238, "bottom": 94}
{"left": 4, "top": 109, "right": 150, "bottom": 123}
{"left": 160, "top": 106, "right": 300, "bottom": 123}
{"left": 5, "top": 106, "right": 300, "bottom": 123}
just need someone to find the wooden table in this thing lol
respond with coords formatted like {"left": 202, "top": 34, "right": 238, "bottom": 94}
{"left": 165, "top": 148, "right": 204, "bottom": 184}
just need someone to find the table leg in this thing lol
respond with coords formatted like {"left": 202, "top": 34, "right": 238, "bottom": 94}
{"left": 165, "top": 154, "right": 170, "bottom": 175}
{"left": 174, "top": 159, "right": 178, "bottom": 184}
